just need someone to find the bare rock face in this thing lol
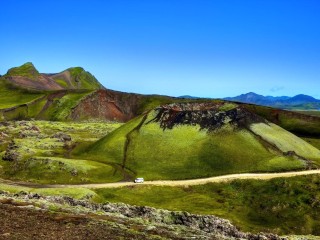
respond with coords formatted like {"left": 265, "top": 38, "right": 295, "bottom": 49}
{"left": 150, "top": 103, "right": 266, "bottom": 131}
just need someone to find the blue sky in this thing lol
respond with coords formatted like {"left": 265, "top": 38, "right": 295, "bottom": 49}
{"left": 0, "top": 0, "right": 319, "bottom": 98}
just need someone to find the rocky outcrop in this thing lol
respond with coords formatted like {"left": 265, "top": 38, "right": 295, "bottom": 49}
{"left": 150, "top": 103, "right": 267, "bottom": 131}
{"left": 0, "top": 191, "right": 285, "bottom": 240}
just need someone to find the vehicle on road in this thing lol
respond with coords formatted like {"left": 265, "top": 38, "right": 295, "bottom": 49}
{"left": 134, "top": 178, "right": 144, "bottom": 183}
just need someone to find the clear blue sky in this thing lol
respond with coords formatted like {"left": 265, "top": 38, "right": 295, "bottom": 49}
{"left": 0, "top": 0, "right": 319, "bottom": 98}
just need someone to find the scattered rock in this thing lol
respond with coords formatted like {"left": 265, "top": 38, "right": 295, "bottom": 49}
{"left": 52, "top": 132, "right": 71, "bottom": 142}
{"left": 2, "top": 141, "right": 20, "bottom": 161}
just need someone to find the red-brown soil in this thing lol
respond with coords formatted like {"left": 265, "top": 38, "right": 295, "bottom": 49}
{"left": 5, "top": 75, "right": 63, "bottom": 91}
{"left": 71, "top": 89, "right": 143, "bottom": 122}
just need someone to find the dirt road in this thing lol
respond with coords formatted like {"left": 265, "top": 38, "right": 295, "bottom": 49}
{"left": 51, "top": 169, "right": 320, "bottom": 189}
{"left": 1, "top": 169, "right": 320, "bottom": 189}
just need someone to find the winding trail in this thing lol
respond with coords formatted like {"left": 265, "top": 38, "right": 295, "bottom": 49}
{"left": 1, "top": 170, "right": 320, "bottom": 189}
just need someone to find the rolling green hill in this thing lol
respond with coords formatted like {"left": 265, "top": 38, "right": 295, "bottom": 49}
{"left": 79, "top": 102, "right": 320, "bottom": 180}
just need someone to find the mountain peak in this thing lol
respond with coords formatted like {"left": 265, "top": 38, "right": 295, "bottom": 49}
{"left": 6, "top": 62, "right": 40, "bottom": 80}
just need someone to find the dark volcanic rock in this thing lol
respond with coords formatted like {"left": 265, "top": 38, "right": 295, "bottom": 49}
{"left": 150, "top": 102, "right": 267, "bottom": 131}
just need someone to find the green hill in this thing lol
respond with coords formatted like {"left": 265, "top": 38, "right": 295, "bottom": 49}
{"left": 79, "top": 102, "right": 320, "bottom": 181}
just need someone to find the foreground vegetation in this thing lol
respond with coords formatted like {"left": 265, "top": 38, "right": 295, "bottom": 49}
{"left": 0, "top": 120, "right": 123, "bottom": 183}
{"left": 94, "top": 174, "right": 320, "bottom": 236}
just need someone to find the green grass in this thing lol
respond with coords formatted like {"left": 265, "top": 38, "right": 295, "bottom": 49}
{"left": 83, "top": 110, "right": 306, "bottom": 181}
{"left": 94, "top": 174, "right": 320, "bottom": 235}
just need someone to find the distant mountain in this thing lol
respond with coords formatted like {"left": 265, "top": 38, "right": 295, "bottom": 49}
{"left": 4, "top": 62, "right": 104, "bottom": 91}
{"left": 178, "top": 95, "right": 201, "bottom": 99}
{"left": 224, "top": 92, "right": 320, "bottom": 110}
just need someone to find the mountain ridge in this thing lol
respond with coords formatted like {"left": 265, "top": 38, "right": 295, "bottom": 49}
{"left": 224, "top": 92, "right": 320, "bottom": 109}
{"left": 3, "top": 62, "right": 104, "bottom": 91}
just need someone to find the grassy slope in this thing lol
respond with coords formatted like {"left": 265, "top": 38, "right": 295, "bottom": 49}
{"left": 250, "top": 123, "right": 320, "bottom": 161}
{"left": 0, "top": 78, "right": 44, "bottom": 110}
{"left": 83, "top": 110, "right": 306, "bottom": 180}
{"left": 94, "top": 174, "right": 320, "bottom": 235}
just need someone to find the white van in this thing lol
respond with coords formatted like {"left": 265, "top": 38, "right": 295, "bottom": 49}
{"left": 134, "top": 178, "right": 144, "bottom": 183}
